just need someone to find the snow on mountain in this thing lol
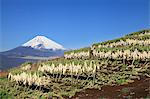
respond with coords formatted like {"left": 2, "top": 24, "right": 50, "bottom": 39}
{"left": 1, "top": 36, "right": 66, "bottom": 70}
{"left": 22, "top": 36, "right": 65, "bottom": 50}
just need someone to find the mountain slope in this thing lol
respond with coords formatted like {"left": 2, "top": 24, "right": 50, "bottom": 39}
{"left": 0, "top": 54, "right": 38, "bottom": 70}
{"left": 22, "top": 36, "right": 65, "bottom": 50}
{"left": 2, "top": 46, "right": 64, "bottom": 57}
{"left": 64, "top": 29, "right": 150, "bottom": 60}
{"left": 0, "top": 36, "right": 66, "bottom": 70}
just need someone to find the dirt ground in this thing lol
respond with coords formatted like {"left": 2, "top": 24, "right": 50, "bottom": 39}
{"left": 0, "top": 71, "right": 8, "bottom": 77}
{"left": 72, "top": 77, "right": 150, "bottom": 99}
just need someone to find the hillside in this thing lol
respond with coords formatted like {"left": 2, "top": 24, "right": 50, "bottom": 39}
{"left": 0, "top": 29, "right": 150, "bottom": 98}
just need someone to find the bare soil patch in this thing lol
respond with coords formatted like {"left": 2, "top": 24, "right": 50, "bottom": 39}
{"left": 72, "top": 77, "right": 150, "bottom": 99}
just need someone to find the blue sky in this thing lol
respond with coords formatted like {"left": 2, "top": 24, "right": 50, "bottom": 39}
{"left": 1, "top": 0, "right": 149, "bottom": 51}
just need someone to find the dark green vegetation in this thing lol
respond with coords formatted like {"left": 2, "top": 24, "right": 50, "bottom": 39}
{"left": 93, "top": 29, "right": 150, "bottom": 47}
{"left": 0, "top": 29, "right": 150, "bottom": 98}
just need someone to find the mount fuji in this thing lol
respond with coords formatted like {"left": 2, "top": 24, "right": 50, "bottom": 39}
{"left": 22, "top": 36, "right": 65, "bottom": 51}
{"left": 0, "top": 36, "right": 66, "bottom": 70}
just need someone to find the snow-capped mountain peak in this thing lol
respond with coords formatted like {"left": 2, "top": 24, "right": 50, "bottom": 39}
{"left": 22, "top": 36, "right": 65, "bottom": 50}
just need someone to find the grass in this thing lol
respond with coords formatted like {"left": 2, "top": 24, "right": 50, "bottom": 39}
{"left": 5, "top": 57, "right": 149, "bottom": 98}
{"left": 0, "top": 75, "right": 99, "bottom": 98}
{"left": 0, "top": 77, "right": 51, "bottom": 98}
{"left": 120, "top": 87, "right": 130, "bottom": 94}
{"left": 64, "top": 47, "right": 90, "bottom": 54}
{"left": 93, "top": 29, "right": 150, "bottom": 47}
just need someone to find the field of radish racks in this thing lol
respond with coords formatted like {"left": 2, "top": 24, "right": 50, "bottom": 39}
{"left": 0, "top": 29, "right": 150, "bottom": 98}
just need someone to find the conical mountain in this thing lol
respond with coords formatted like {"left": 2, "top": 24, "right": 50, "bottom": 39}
{"left": 0, "top": 36, "right": 66, "bottom": 70}
{"left": 22, "top": 36, "right": 65, "bottom": 50}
